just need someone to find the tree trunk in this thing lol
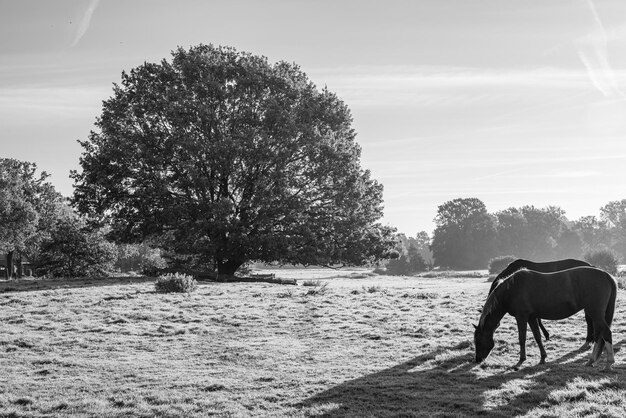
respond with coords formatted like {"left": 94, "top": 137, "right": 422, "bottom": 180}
{"left": 6, "top": 251, "right": 14, "bottom": 280}
{"left": 216, "top": 259, "right": 243, "bottom": 277}
{"left": 16, "top": 252, "right": 23, "bottom": 279}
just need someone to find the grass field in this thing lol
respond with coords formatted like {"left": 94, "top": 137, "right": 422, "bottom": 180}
{"left": 1, "top": 269, "right": 626, "bottom": 417}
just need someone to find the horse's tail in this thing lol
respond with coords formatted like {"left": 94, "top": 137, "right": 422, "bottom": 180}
{"left": 605, "top": 272, "right": 617, "bottom": 328}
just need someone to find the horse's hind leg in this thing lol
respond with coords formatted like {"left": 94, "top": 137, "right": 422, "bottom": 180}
{"left": 538, "top": 319, "right": 549, "bottom": 341}
{"left": 585, "top": 318, "right": 613, "bottom": 370}
{"left": 529, "top": 317, "right": 547, "bottom": 364}
{"left": 604, "top": 340, "right": 615, "bottom": 371}
{"left": 599, "top": 325, "right": 614, "bottom": 371}
{"left": 579, "top": 313, "right": 594, "bottom": 350}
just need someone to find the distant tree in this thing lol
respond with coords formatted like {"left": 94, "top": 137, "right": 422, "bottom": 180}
{"left": 430, "top": 198, "right": 496, "bottom": 269}
{"left": 494, "top": 208, "right": 528, "bottom": 257}
{"left": 36, "top": 216, "right": 116, "bottom": 278}
{"left": 385, "top": 240, "right": 426, "bottom": 275}
{"left": 72, "top": 44, "right": 396, "bottom": 275}
{"left": 554, "top": 226, "right": 583, "bottom": 259}
{"left": 600, "top": 199, "right": 626, "bottom": 260}
{"left": 518, "top": 205, "right": 565, "bottom": 260}
{"left": 572, "top": 215, "right": 611, "bottom": 253}
{"left": 495, "top": 205, "right": 567, "bottom": 261}
{"left": 0, "top": 159, "right": 62, "bottom": 278}
{"left": 406, "top": 243, "right": 427, "bottom": 273}
{"left": 414, "top": 230, "right": 433, "bottom": 266}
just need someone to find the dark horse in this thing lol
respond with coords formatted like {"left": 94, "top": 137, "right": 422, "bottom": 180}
{"left": 490, "top": 258, "right": 593, "bottom": 349}
{"left": 475, "top": 266, "right": 616, "bottom": 370}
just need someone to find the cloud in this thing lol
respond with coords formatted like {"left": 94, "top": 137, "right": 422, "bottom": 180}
{"left": 308, "top": 65, "right": 615, "bottom": 109}
{"left": 70, "top": 0, "right": 100, "bottom": 48}
{"left": 576, "top": 0, "right": 623, "bottom": 97}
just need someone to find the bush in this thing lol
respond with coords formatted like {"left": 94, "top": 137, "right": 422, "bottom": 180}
{"left": 35, "top": 217, "right": 116, "bottom": 278}
{"left": 155, "top": 273, "right": 198, "bottom": 293}
{"left": 488, "top": 255, "right": 518, "bottom": 275}
{"left": 584, "top": 249, "right": 619, "bottom": 275}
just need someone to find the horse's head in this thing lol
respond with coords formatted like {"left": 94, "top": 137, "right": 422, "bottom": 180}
{"left": 473, "top": 323, "right": 494, "bottom": 363}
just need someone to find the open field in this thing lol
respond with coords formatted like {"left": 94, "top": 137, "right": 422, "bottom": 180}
{"left": 2, "top": 270, "right": 626, "bottom": 417}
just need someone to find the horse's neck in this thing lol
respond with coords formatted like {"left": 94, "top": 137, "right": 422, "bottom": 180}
{"left": 482, "top": 308, "right": 505, "bottom": 330}
{"left": 480, "top": 292, "right": 507, "bottom": 329}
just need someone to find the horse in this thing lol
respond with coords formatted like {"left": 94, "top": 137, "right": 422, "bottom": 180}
{"left": 489, "top": 258, "right": 593, "bottom": 349}
{"left": 474, "top": 266, "right": 616, "bottom": 370}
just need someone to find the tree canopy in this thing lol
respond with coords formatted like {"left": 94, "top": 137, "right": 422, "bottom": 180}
{"left": 72, "top": 44, "right": 396, "bottom": 275}
{"left": 0, "top": 158, "right": 62, "bottom": 278}
{"left": 430, "top": 198, "right": 497, "bottom": 270}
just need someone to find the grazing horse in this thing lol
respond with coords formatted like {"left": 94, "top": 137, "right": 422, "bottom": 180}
{"left": 474, "top": 266, "right": 616, "bottom": 370}
{"left": 489, "top": 258, "right": 593, "bottom": 349}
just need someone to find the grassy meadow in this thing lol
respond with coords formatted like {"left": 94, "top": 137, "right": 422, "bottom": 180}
{"left": 2, "top": 269, "right": 626, "bottom": 417}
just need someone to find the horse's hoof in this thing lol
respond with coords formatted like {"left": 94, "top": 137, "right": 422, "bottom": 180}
{"left": 585, "top": 360, "right": 594, "bottom": 367}
{"left": 579, "top": 343, "right": 592, "bottom": 351}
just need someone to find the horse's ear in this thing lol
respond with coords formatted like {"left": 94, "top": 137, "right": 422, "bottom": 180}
{"left": 477, "top": 308, "right": 482, "bottom": 313}
{"left": 473, "top": 324, "right": 478, "bottom": 330}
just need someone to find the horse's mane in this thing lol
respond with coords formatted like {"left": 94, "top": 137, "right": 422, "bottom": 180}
{"left": 480, "top": 269, "right": 524, "bottom": 326}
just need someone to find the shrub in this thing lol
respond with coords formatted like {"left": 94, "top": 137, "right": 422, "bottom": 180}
{"left": 35, "top": 217, "right": 116, "bottom": 278}
{"left": 155, "top": 273, "right": 198, "bottom": 293}
{"left": 488, "top": 255, "right": 518, "bottom": 275}
{"left": 584, "top": 249, "right": 619, "bottom": 275}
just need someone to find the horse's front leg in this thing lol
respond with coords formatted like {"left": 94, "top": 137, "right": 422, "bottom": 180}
{"left": 513, "top": 316, "right": 528, "bottom": 370}
{"left": 529, "top": 317, "right": 547, "bottom": 364}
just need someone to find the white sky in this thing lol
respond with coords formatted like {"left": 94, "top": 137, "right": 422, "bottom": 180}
{"left": 1, "top": 0, "right": 626, "bottom": 236}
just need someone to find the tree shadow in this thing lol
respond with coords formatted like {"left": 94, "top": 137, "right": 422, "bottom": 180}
{"left": 0, "top": 276, "right": 158, "bottom": 293}
{"left": 299, "top": 341, "right": 626, "bottom": 417}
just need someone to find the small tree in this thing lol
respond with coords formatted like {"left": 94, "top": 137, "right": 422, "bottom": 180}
{"left": 36, "top": 216, "right": 116, "bottom": 278}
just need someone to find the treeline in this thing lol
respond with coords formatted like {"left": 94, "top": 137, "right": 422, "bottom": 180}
{"left": 424, "top": 197, "right": 626, "bottom": 270}
{"left": 0, "top": 158, "right": 166, "bottom": 279}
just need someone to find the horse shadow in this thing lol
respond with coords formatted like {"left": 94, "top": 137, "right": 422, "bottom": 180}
{"left": 299, "top": 340, "right": 626, "bottom": 417}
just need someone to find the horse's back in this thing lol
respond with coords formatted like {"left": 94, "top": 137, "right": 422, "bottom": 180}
{"left": 506, "top": 267, "right": 614, "bottom": 320}
{"left": 494, "top": 258, "right": 590, "bottom": 282}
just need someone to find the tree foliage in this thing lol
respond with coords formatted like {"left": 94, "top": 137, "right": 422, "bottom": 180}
{"left": 494, "top": 205, "right": 572, "bottom": 261}
{"left": 72, "top": 44, "right": 396, "bottom": 275}
{"left": 599, "top": 199, "right": 626, "bottom": 260}
{"left": 36, "top": 216, "right": 116, "bottom": 278}
{"left": 0, "top": 158, "right": 62, "bottom": 278}
{"left": 385, "top": 235, "right": 427, "bottom": 275}
{"left": 430, "top": 198, "right": 496, "bottom": 269}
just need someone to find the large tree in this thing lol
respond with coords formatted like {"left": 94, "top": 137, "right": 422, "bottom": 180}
{"left": 72, "top": 44, "right": 396, "bottom": 275}
{"left": 0, "top": 159, "right": 62, "bottom": 278}
{"left": 430, "top": 198, "right": 496, "bottom": 269}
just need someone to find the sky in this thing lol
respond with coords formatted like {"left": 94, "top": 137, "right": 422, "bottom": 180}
{"left": 2, "top": 0, "right": 626, "bottom": 237}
